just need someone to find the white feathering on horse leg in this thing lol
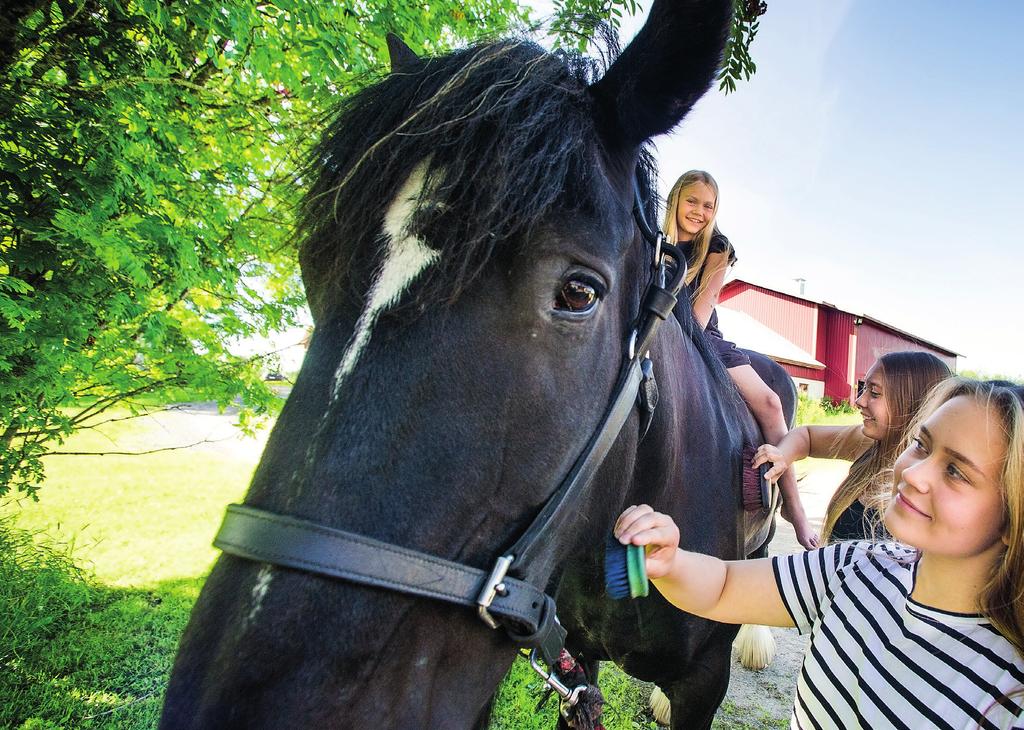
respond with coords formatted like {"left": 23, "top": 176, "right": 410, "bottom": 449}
{"left": 734, "top": 623, "right": 776, "bottom": 670}
{"left": 649, "top": 686, "right": 671, "bottom": 726}
{"left": 331, "top": 163, "right": 440, "bottom": 399}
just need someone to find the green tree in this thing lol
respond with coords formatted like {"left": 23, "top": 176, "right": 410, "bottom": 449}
{"left": 0, "top": 0, "right": 531, "bottom": 498}
{"left": 0, "top": 0, "right": 763, "bottom": 499}
{"left": 958, "top": 370, "right": 1024, "bottom": 386}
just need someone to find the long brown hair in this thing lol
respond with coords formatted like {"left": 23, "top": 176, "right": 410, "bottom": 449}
{"left": 662, "top": 170, "right": 727, "bottom": 304}
{"left": 820, "top": 351, "right": 952, "bottom": 542}
{"left": 902, "top": 378, "right": 1024, "bottom": 658}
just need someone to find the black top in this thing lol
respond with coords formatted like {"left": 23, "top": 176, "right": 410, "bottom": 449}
{"left": 672, "top": 230, "right": 751, "bottom": 369}
{"left": 829, "top": 500, "right": 885, "bottom": 542}
{"left": 682, "top": 230, "right": 736, "bottom": 293}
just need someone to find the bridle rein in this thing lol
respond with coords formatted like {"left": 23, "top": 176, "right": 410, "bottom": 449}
{"left": 211, "top": 180, "right": 688, "bottom": 720}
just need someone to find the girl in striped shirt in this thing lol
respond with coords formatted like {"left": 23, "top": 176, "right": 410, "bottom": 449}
{"left": 616, "top": 378, "right": 1024, "bottom": 729}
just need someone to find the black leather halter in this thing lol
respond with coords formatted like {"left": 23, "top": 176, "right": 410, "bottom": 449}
{"left": 212, "top": 178, "right": 688, "bottom": 705}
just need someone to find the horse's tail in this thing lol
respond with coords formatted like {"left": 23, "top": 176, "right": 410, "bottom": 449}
{"left": 733, "top": 623, "right": 776, "bottom": 670}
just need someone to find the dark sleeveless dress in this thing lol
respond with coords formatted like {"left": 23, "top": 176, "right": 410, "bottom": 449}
{"left": 674, "top": 231, "right": 750, "bottom": 369}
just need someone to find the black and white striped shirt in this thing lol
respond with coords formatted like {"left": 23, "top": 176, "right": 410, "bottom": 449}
{"left": 773, "top": 541, "right": 1024, "bottom": 729}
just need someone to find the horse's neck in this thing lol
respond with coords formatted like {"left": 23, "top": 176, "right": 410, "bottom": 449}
{"left": 630, "top": 326, "right": 751, "bottom": 553}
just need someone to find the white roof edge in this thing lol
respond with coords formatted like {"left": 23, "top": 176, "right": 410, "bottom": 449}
{"left": 715, "top": 306, "right": 825, "bottom": 370}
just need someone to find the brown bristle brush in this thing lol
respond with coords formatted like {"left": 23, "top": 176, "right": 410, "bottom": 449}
{"left": 741, "top": 445, "right": 772, "bottom": 512}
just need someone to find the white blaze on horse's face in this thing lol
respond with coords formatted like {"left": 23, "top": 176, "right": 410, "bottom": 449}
{"left": 331, "top": 163, "right": 440, "bottom": 399}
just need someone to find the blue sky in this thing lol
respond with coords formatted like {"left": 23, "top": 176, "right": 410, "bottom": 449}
{"left": 541, "top": 2, "right": 1023, "bottom": 377}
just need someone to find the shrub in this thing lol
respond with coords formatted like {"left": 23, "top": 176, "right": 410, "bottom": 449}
{"left": 0, "top": 511, "right": 106, "bottom": 727}
{"left": 795, "top": 394, "right": 863, "bottom": 427}
{"left": 0, "top": 512, "right": 99, "bottom": 663}
{"left": 795, "top": 394, "right": 828, "bottom": 426}
{"left": 821, "top": 397, "right": 857, "bottom": 415}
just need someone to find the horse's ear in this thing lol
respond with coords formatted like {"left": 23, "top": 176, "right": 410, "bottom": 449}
{"left": 386, "top": 33, "right": 419, "bottom": 73}
{"left": 588, "top": 0, "right": 733, "bottom": 151}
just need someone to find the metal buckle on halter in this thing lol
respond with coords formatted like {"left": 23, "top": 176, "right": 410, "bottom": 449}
{"left": 528, "top": 649, "right": 587, "bottom": 717}
{"left": 476, "top": 554, "right": 514, "bottom": 629}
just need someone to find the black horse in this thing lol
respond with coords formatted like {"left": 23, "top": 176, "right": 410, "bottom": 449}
{"left": 161, "top": 1, "right": 792, "bottom": 727}
{"left": 556, "top": 345, "right": 790, "bottom": 728}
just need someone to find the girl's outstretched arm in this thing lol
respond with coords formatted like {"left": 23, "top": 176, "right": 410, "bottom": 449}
{"left": 614, "top": 504, "right": 795, "bottom": 627}
{"left": 753, "top": 424, "right": 869, "bottom": 483}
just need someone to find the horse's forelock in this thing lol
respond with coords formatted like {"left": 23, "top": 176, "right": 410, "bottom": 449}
{"left": 298, "top": 39, "right": 624, "bottom": 319}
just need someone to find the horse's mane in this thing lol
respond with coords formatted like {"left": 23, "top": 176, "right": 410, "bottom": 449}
{"left": 298, "top": 38, "right": 617, "bottom": 317}
{"left": 297, "top": 30, "right": 732, "bottom": 392}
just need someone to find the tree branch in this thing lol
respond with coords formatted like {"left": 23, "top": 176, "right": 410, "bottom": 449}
{"left": 74, "top": 404, "right": 186, "bottom": 429}
{"left": 43, "top": 435, "right": 240, "bottom": 457}
{"left": 67, "top": 374, "right": 185, "bottom": 426}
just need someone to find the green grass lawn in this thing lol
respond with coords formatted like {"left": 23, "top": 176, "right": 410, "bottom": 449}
{"left": 2, "top": 411, "right": 257, "bottom": 729}
{"left": 2, "top": 400, "right": 860, "bottom": 729}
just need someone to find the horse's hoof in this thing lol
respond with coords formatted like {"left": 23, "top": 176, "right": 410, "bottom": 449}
{"left": 734, "top": 623, "right": 776, "bottom": 670}
{"left": 649, "top": 686, "right": 671, "bottom": 726}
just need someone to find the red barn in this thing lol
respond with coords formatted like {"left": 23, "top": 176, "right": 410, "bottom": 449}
{"left": 718, "top": 279, "right": 959, "bottom": 404}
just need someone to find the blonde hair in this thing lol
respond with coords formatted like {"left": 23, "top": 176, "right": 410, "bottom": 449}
{"left": 821, "top": 351, "right": 951, "bottom": 542}
{"left": 899, "top": 378, "right": 1024, "bottom": 658}
{"left": 662, "top": 170, "right": 727, "bottom": 304}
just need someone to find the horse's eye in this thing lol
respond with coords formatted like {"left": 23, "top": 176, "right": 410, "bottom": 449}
{"left": 555, "top": 279, "right": 599, "bottom": 313}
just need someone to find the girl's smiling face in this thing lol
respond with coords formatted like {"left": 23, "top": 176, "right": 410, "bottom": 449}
{"left": 855, "top": 363, "right": 890, "bottom": 440}
{"left": 675, "top": 182, "right": 716, "bottom": 241}
{"left": 884, "top": 395, "right": 1007, "bottom": 563}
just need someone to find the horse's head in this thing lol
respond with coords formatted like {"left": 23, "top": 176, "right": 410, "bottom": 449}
{"left": 162, "top": 2, "right": 733, "bottom": 727}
